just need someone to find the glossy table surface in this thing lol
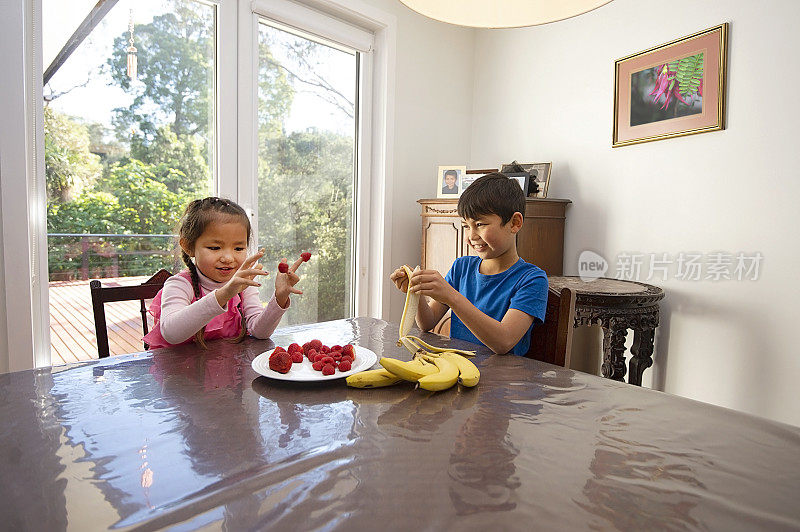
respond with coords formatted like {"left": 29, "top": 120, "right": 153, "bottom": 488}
{"left": 2, "top": 317, "right": 799, "bottom": 531}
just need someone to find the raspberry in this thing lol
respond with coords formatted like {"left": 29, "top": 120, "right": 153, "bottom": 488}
{"left": 331, "top": 352, "right": 342, "bottom": 360}
{"left": 321, "top": 356, "right": 334, "bottom": 365}
{"left": 302, "top": 342, "right": 312, "bottom": 354}
{"left": 321, "top": 364, "right": 335, "bottom": 375}
{"left": 288, "top": 343, "right": 302, "bottom": 353}
{"left": 268, "top": 351, "right": 292, "bottom": 373}
{"left": 307, "top": 349, "right": 318, "bottom": 361}
{"left": 278, "top": 262, "right": 289, "bottom": 273}
{"left": 320, "top": 345, "right": 330, "bottom": 354}
{"left": 342, "top": 344, "right": 355, "bottom": 357}
{"left": 312, "top": 360, "right": 324, "bottom": 371}
{"left": 301, "top": 252, "right": 311, "bottom": 262}
{"left": 331, "top": 344, "right": 342, "bottom": 352}
{"left": 338, "top": 360, "right": 352, "bottom": 372}
{"left": 290, "top": 351, "right": 303, "bottom": 363}
{"left": 310, "top": 339, "right": 323, "bottom": 350}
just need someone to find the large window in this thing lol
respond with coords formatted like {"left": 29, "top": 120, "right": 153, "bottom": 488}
{"left": 256, "top": 21, "right": 358, "bottom": 325}
{"left": 9, "top": 0, "right": 389, "bottom": 367}
{"left": 43, "top": 0, "right": 217, "bottom": 359}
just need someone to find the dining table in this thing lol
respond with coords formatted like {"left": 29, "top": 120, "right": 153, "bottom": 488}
{"left": 1, "top": 317, "right": 799, "bottom": 531}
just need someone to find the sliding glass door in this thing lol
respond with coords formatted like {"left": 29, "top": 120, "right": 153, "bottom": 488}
{"left": 255, "top": 20, "right": 358, "bottom": 325}
{"left": 42, "top": 0, "right": 217, "bottom": 360}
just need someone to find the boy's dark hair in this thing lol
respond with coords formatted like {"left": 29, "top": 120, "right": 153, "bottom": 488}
{"left": 444, "top": 169, "right": 457, "bottom": 179}
{"left": 457, "top": 172, "right": 526, "bottom": 224}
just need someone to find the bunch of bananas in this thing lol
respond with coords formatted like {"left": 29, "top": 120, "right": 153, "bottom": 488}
{"left": 346, "top": 265, "right": 480, "bottom": 392}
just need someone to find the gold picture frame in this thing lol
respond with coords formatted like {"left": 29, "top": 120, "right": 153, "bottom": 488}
{"left": 613, "top": 23, "right": 728, "bottom": 147}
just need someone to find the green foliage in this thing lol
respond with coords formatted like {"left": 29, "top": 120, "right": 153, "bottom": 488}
{"left": 44, "top": 106, "right": 102, "bottom": 203}
{"left": 258, "top": 39, "right": 294, "bottom": 139}
{"left": 47, "top": 161, "right": 188, "bottom": 280}
{"left": 670, "top": 53, "right": 704, "bottom": 96}
{"left": 100, "top": 160, "right": 190, "bottom": 234}
{"left": 130, "top": 125, "right": 211, "bottom": 195}
{"left": 107, "top": 1, "right": 214, "bottom": 142}
{"left": 258, "top": 129, "right": 354, "bottom": 323}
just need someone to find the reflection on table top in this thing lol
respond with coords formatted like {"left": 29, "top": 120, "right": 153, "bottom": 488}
{"left": 1, "top": 317, "right": 799, "bottom": 530}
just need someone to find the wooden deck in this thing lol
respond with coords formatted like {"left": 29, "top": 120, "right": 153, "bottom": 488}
{"left": 48, "top": 276, "right": 153, "bottom": 364}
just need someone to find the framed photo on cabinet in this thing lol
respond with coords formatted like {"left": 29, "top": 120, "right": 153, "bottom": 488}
{"left": 461, "top": 168, "right": 498, "bottom": 194}
{"left": 436, "top": 166, "right": 466, "bottom": 198}
{"left": 527, "top": 162, "right": 551, "bottom": 198}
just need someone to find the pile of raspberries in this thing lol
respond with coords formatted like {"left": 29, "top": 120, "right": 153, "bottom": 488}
{"left": 268, "top": 339, "right": 356, "bottom": 375}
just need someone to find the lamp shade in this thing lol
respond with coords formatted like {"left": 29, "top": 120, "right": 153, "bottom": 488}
{"left": 398, "top": 0, "right": 613, "bottom": 28}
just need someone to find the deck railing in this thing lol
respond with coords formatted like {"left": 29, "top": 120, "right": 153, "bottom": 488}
{"left": 48, "top": 233, "right": 177, "bottom": 281}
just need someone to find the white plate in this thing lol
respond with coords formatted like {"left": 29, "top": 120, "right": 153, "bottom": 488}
{"left": 251, "top": 345, "right": 378, "bottom": 382}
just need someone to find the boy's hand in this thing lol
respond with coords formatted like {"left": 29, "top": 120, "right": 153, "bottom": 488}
{"left": 390, "top": 266, "right": 410, "bottom": 293}
{"left": 409, "top": 269, "right": 458, "bottom": 306}
{"left": 275, "top": 257, "right": 305, "bottom": 308}
{"left": 216, "top": 250, "right": 269, "bottom": 307}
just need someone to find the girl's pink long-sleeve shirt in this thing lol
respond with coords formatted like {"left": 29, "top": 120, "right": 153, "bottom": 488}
{"left": 158, "top": 269, "right": 287, "bottom": 345}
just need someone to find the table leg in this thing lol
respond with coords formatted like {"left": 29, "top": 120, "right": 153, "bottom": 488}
{"left": 628, "top": 327, "right": 655, "bottom": 386}
{"left": 601, "top": 319, "right": 627, "bottom": 382}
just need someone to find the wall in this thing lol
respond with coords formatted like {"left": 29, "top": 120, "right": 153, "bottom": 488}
{"left": 469, "top": 0, "right": 800, "bottom": 426}
{"left": 0, "top": 155, "right": 7, "bottom": 375}
{"left": 366, "top": 0, "right": 476, "bottom": 322}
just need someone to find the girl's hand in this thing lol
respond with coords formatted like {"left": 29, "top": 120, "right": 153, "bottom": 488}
{"left": 275, "top": 257, "right": 305, "bottom": 308}
{"left": 390, "top": 267, "right": 409, "bottom": 293}
{"left": 409, "top": 269, "right": 458, "bottom": 306}
{"left": 215, "top": 250, "right": 269, "bottom": 307}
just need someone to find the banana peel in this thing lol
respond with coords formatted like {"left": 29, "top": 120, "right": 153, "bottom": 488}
{"left": 398, "top": 265, "right": 420, "bottom": 341}
{"left": 403, "top": 334, "right": 476, "bottom": 358}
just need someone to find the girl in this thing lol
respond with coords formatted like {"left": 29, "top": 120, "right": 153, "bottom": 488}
{"left": 143, "top": 197, "right": 304, "bottom": 349}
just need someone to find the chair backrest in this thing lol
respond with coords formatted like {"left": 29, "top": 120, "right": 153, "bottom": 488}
{"left": 526, "top": 286, "right": 576, "bottom": 367}
{"left": 90, "top": 269, "right": 171, "bottom": 358}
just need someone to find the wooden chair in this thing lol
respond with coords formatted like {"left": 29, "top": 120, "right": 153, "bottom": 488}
{"left": 526, "top": 286, "right": 576, "bottom": 367}
{"left": 90, "top": 269, "right": 171, "bottom": 358}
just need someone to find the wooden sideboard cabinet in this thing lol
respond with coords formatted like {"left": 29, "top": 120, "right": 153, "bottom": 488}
{"left": 418, "top": 197, "right": 571, "bottom": 335}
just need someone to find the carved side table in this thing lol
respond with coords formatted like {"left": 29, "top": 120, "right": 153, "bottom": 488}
{"left": 547, "top": 276, "right": 665, "bottom": 386}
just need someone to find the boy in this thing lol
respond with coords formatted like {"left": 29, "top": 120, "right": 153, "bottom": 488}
{"left": 392, "top": 173, "right": 547, "bottom": 355}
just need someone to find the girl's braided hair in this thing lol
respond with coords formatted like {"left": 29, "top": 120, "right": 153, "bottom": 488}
{"left": 177, "top": 197, "right": 251, "bottom": 348}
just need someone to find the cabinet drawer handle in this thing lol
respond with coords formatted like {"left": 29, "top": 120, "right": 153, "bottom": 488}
{"left": 426, "top": 206, "right": 458, "bottom": 214}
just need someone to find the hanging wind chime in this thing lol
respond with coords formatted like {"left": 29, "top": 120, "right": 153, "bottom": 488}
{"left": 126, "top": 9, "right": 137, "bottom": 79}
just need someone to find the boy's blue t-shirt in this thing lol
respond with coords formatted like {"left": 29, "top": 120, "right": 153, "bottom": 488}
{"left": 445, "top": 256, "right": 548, "bottom": 356}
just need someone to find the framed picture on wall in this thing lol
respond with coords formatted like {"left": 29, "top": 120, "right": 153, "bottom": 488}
{"left": 613, "top": 23, "right": 728, "bottom": 147}
{"left": 461, "top": 168, "right": 498, "bottom": 193}
{"left": 436, "top": 166, "right": 466, "bottom": 198}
